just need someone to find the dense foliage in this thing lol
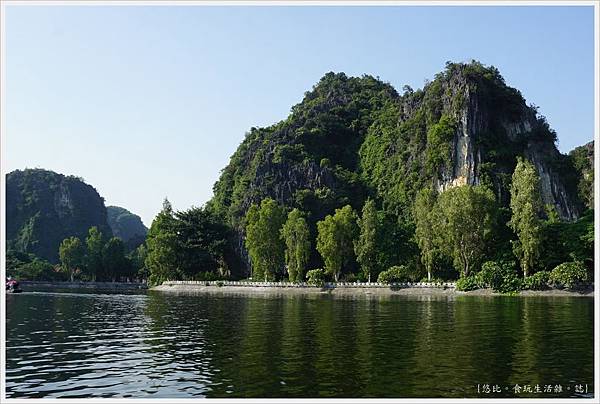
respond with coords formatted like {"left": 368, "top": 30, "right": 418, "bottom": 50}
{"left": 8, "top": 62, "right": 593, "bottom": 291}
{"left": 7, "top": 225, "right": 136, "bottom": 282}
{"left": 568, "top": 141, "right": 594, "bottom": 209}
{"left": 59, "top": 237, "right": 85, "bottom": 282}
{"left": 377, "top": 265, "right": 413, "bottom": 284}
{"left": 306, "top": 268, "right": 326, "bottom": 287}
{"left": 414, "top": 189, "right": 439, "bottom": 281}
{"left": 355, "top": 199, "right": 379, "bottom": 282}
{"left": 316, "top": 205, "right": 359, "bottom": 282}
{"left": 6, "top": 169, "right": 113, "bottom": 263}
{"left": 523, "top": 270, "right": 550, "bottom": 290}
{"left": 245, "top": 198, "right": 287, "bottom": 281}
{"left": 509, "top": 157, "right": 544, "bottom": 277}
{"left": 539, "top": 210, "right": 594, "bottom": 273}
{"left": 549, "top": 262, "right": 589, "bottom": 290}
{"left": 435, "top": 185, "right": 497, "bottom": 277}
{"left": 281, "top": 208, "right": 311, "bottom": 283}
{"left": 5, "top": 250, "right": 64, "bottom": 281}
{"left": 455, "top": 275, "right": 478, "bottom": 292}
{"left": 144, "top": 61, "right": 592, "bottom": 288}
{"left": 145, "top": 200, "right": 232, "bottom": 285}
{"left": 475, "top": 260, "right": 522, "bottom": 294}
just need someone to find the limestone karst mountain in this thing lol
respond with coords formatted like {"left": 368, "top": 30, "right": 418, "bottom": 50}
{"left": 207, "top": 61, "right": 589, "bottom": 275}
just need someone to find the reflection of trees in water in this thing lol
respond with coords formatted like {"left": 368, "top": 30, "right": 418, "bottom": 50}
{"left": 140, "top": 293, "right": 593, "bottom": 398}
{"left": 363, "top": 295, "right": 431, "bottom": 397}
{"left": 230, "top": 295, "right": 286, "bottom": 396}
{"left": 509, "top": 297, "right": 594, "bottom": 397}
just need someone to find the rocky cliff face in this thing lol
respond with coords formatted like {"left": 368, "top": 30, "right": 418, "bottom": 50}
{"left": 422, "top": 63, "right": 580, "bottom": 220}
{"left": 6, "top": 169, "right": 113, "bottom": 263}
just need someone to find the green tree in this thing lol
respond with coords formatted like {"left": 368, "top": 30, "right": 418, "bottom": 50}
{"left": 316, "top": 205, "right": 358, "bottom": 282}
{"left": 436, "top": 185, "right": 496, "bottom": 278}
{"left": 103, "top": 237, "right": 128, "bottom": 281}
{"left": 129, "top": 243, "right": 149, "bottom": 281}
{"left": 85, "top": 226, "right": 105, "bottom": 281}
{"left": 414, "top": 188, "right": 438, "bottom": 281}
{"left": 244, "top": 198, "right": 287, "bottom": 281}
{"left": 281, "top": 208, "right": 311, "bottom": 283}
{"left": 508, "top": 157, "right": 543, "bottom": 277}
{"left": 174, "top": 207, "right": 230, "bottom": 280}
{"left": 145, "top": 198, "right": 179, "bottom": 285}
{"left": 355, "top": 199, "right": 378, "bottom": 283}
{"left": 59, "top": 236, "right": 85, "bottom": 282}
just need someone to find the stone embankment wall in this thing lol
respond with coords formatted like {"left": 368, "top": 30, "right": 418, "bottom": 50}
{"left": 161, "top": 280, "right": 456, "bottom": 289}
{"left": 19, "top": 281, "right": 147, "bottom": 290}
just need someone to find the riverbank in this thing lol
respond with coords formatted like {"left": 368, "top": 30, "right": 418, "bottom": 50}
{"left": 18, "top": 281, "right": 148, "bottom": 290}
{"left": 152, "top": 281, "right": 594, "bottom": 297}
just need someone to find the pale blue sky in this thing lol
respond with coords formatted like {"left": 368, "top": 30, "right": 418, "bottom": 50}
{"left": 4, "top": 5, "right": 595, "bottom": 226}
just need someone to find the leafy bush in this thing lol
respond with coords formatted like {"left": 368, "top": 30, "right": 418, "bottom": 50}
{"left": 456, "top": 275, "right": 478, "bottom": 291}
{"left": 6, "top": 250, "right": 66, "bottom": 281}
{"left": 306, "top": 268, "right": 326, "bottom": 287}
{"left": 550, "top": 262, "right": 589, "bottom": 289}
{"left": 523, "top": 271, "right": 550, "bottom": 290}
{"left": 475, "top": 260, "right": 522, "bottom": 293}
{"left": 377, "top": 265, "right": 411, "bottom": 284}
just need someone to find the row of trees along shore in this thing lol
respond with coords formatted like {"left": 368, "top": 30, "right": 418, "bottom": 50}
{"left": 7, "top": 226, "right": 142, "bottom": 282}
{"left": 9, "top": 157, "right": 592, "bottom": 293}
{"left": 138, "top": 157, "right": 592, "bottom": 292}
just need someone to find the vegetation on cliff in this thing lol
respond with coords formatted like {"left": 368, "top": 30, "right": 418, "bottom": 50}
{"left": 6, "top": 169, "right": 113, "bottom": 263}
{"left": 106, "top": 206, "right": 148, "bottom": 251}
{"left": 568, "top": 141, "right": 594, "bottom": 209}
{"left": 6, "top": 62, "right": 593, "bottom": 291}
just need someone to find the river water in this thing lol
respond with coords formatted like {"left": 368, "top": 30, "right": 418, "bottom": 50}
{"left": 4, "top": 289, "right": 595, "bottom": 398}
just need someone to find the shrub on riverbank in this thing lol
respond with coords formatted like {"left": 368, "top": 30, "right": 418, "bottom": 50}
{"left": 306, "top": 268, "right": 326, "bottom": 287}
{"left": 523, "top": 271, "right": 550, "bottom": 290}
{"left": 550, "top": 261, "right": 589, "bottom": 289}
{"left": 456, "top": 275, "right": 478, "bottom": 291}
{"left": 476, "top": 260, "right": 522, "bottom": 293}
{"left": 377, "top": 265, "right": 411, "bottom": 284}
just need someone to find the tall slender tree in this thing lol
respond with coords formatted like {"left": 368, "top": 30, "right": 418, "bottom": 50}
{"left": 317, "top": 205, "right": 358, "bottom": 282}
{"left": 508, "top": 157, "right": 543, "bottom": 277}
{"left": 145, "top": 198, "right": 179, "bottom": 285}
{"left": 281, "top": 208, "right": 311, "bottom": 283}
{"left": 414, "top": 188, "right": 438, "bottom": 281}
{"left": 103, "top": 237, "right": 128, "bottom": 281}
{"left": 85, "top": 226, "right": 104, "bottom": 281}
{"left": 244, "top": 198, "right": 287, "bottom": 281}
{"left": 355, "top": 199, "right": 378, "bottom": 283}
{"left": 59, "top": 237, "right": 85, "bottom": 282}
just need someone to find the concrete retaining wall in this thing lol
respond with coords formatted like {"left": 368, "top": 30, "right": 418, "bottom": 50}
{"left": 162, "top": 280, "right": 456, "bottom": 289}
{"left": 19, "top": 281, "right": 148, "bottom": 290}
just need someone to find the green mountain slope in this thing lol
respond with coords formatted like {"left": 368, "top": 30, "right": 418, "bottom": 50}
{"left": 6, "top": 168, "right": 113, "bottom": 263}
{"left": 207, "top": 61, "right": 587, "bottom": 276}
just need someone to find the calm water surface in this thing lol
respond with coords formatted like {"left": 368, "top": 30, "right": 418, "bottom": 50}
{"left": 4, "top": 289, "right": 594, "bottom": 398}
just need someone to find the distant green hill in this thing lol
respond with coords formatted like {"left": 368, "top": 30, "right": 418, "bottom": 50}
{"left": 106, "top": 206, "right": 148, "bottom": 250}
{"left": 6, "top": 168, "right": 113, "bottom": 263}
